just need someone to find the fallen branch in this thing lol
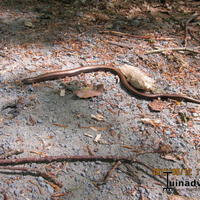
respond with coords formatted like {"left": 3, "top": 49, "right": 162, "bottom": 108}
{"left": 0, "top": 155, "right": 133, "bottom": 166}
{"left": 0, "top": 166, "right": 62, "bottom": 187}
{"left": 145, "top": 47, "right": 200, "bottom": 55}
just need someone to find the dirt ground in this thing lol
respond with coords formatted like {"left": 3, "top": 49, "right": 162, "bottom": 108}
{"left": 0, "top": 0, "right": 200, "bottom": 199}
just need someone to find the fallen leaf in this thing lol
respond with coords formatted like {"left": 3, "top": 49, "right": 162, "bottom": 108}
{"left": 74, "top": 84, "right": 104, "bottom": 99}
{"left": 119, "top": 64, "right": 157, "bottom": 92}
{"left": 148, "top": 99, "right": 168, "bottom": 112}
{"left": 157, "top": 143, "right": 173, "bottom": 154}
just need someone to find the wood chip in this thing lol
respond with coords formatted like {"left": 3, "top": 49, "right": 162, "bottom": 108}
{"left": 140, "top": 118, "right": 162, "bottom": 127}
{"left": 91, "top": 114, "right": 105, "bottom": 121}
{"left": 161, "top": 154, "right": 178, "bottom": 161}
{"left": 84, "top": 133, "right": 93, "bottom": 138}
{"left": 94, "top": 134, "right": 101, "bottom": 143}
{"left": 59, "top": 89, "right": 65, "bottom": 97}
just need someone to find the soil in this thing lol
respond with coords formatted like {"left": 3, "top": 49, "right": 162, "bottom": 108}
{"left": 0, "top": 0, "right": 200, "bottom": 199}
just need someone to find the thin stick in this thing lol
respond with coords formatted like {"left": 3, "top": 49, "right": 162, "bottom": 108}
{"left": 0, "top": 166, "right": 62, "bottom": 187}
{"left": 107, "top": 41, "right": 134, "bottom": 49}
{"left": 184, "top": 13, "right": 199, "bottom": 46}
{"left": 0, "top": 155, "right": 133, "bottom": 166}
{"left": 101, "top": 161, "right": 122, "bottom": 184}
{"left": 188, "top": 29, "right": 200, "bottom": 43}
{"left": 100, "top": 30, "right": 174, "bottom": 41}
{"left": 145, "top": 47, "right": 200, "bottom": 55}
{"left": 0, "top": 149, "right": 24, "bottom": 160}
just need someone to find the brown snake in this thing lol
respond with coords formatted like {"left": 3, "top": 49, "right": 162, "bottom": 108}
{"left": 22, "top": 65, "right": 200, "bottom": 104}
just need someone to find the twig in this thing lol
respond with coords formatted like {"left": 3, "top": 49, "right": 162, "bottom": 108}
{"left": 100, "top": 30, "right": 174, "bottom": 41}
{"left": 184, "top": 13, "right": 199, "bottom": 46}
{"left": 145, "top": 47, "right": 200, "bottom": 55}
{"left": 0, "top": 155, "right": 133, "bottom": 166}
{"left": 107, "top": 41, "right": 134, "bottom": 49}
{"left": 0, "top": 149, "right": 24, "bottom": 160}
{"left": 0, "top": 166, "right": 62, "bottom": 187}
{"left": 188, "top": 29, "right": 200, "bottom": 43}
{"left": 99, "top": 161, "right": 122, "bottom": 185}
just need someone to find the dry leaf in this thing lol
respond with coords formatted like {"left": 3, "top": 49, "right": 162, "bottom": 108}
{"left": 91, "top": 114, "right": 105, "bottom": 121}
{"left": 148, "top": 99, "right": 168, "bottom": 112}
{"left": 74, "top": 84, "right": 104, "bottom": 99}
{"left": 119, "top": 64, "right": 157, "bottom": 92}
{"left": 157, "top": 143, "right": 173, "bottom": 154}
{"left": 168, "top": 195, "right": 199, "bottom": 200}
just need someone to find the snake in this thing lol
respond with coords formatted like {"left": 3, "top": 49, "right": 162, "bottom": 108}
{"left": 22, "top": 65, "right": 200, "bottom": 104}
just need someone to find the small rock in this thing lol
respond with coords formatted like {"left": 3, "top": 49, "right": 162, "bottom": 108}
{"left": 46, "top": 184, "right": 54, "bottom": 193}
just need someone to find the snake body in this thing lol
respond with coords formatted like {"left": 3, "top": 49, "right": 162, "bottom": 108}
{"left": 22, "top": 65, "right": 200, "bottom": 104}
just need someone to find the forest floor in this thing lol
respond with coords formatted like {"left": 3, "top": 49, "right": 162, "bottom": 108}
{"left": 0, "top": 0, "right": 200, "bottom": 199}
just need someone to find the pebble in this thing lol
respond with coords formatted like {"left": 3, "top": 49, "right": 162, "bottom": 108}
{"left": 165, "top": 130, "right": 171, "bottom": 135}
{"left": 80, "top": 172, "right": 85, "bottom": 177}
{"left": 46, "top": 184, "right": 54, "bottom": 193}
{"left": 27, "top": 85, "right": 34, "bottom": 92}
{"left": 37, "top": 177, "right": 45, "bottom": 187}
{"left": 37, "top": 118, "right": 43, "bottom": 123}
{"left": 192, "top": 113, "right": 199, "bottom": 117}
